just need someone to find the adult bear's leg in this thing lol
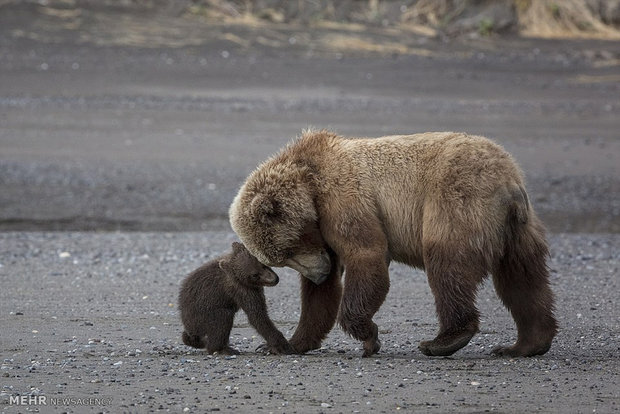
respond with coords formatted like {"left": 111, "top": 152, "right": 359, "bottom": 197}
{"left": 491, "top": 215, "right": 557, "bottom": 357}
{"left": 289, "top": 250, "right": 343, "bottom": 353}
{"left": 338, "top": 250, "right": 390, "bottom": 357}
{"left": 419, "top": 241, "right": 486, "bottom": 356}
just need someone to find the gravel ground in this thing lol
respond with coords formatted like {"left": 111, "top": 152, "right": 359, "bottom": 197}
{"left": 1, "top": 232, "right": 619, "bottom": 413}
{"left": 1, "top": 3, "right": 619, "bottom": 413}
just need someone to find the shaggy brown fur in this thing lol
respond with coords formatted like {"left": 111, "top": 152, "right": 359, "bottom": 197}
{"left": 178, "top": 242, "right": 294, "bottom": 355}
{"left": 230, "top": 130, "right": 558, "bottom": 357}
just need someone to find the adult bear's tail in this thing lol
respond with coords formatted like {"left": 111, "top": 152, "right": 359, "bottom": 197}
{"left": 509, "top": 183, "right": 530, "bottom": 224}
{"left": 490, "top": 184, "right": 558, "bottom": 357}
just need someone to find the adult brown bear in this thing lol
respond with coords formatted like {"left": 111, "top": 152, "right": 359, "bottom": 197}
{"left": 229, "top": 130, "right": 557, "bottom": 357}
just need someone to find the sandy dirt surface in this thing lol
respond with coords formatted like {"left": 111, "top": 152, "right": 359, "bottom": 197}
{"left": 1, "top": 232, "right": 619, "bottom": 413}
{"left": 1, "top": 2, "right": 619, "bottom": 413}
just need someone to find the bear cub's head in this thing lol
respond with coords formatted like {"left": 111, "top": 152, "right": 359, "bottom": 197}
{"left": 219, "top": 242, "right": 279, "bottom": 288}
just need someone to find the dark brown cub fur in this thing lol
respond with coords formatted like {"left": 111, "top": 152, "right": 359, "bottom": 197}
{"left": 178, "top": 242, "right": 294, "bottom": 355}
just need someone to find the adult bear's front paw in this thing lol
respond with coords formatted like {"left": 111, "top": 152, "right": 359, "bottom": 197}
{"left": 210, "top": 346, "right": 240, "bottom": 355}
{"left": 288, "top": 336, "right": 322, "bottom": 354}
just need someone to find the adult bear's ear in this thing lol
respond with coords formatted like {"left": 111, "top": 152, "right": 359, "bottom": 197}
{"left": 250, "top": 194, "right": 278, "bottom": 224}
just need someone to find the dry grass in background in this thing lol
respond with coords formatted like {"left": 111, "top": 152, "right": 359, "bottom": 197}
{"left": 517, "top": 0, "right": 620, "bottom": 39}
{"left": 188, "top": 0, "right": 620, "bottom": 39}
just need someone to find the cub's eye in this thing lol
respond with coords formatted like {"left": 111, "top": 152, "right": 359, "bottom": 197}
{"left": 251, "top": 273, "right": 260, "bottom": 281}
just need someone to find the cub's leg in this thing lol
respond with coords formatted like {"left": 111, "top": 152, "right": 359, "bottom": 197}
{"left": 237, "top": 290, "right": 295, "bottom": 355}
{"left": 289, "top": 251, "right": 343, "bottom": 353}
{"left": 419, "top": 242, "right": 485, "bottom": 357}
{"left": 204, "top": 308, "right": 239, "bottom": 355}
{"left": 181, "top": 309, "right": 209, "bottom": 349}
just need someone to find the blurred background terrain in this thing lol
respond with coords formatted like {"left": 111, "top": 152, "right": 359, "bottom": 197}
{"left": 1, "top": 0, "right": 619, "bottom": 232}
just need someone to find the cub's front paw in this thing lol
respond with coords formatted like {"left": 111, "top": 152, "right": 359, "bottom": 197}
{"left": 255, "top": 341, "right": 296, "bottom": 355}
{"left": 362, "top": 338, "right": 381, "bottom": 357}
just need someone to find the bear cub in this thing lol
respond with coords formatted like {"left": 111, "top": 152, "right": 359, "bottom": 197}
{"left": 179, "top": 242, "right": 294, "bottom": 355}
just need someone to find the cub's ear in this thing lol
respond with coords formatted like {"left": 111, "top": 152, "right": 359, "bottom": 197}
{"left": 250, "top": 194, "right": 278, "bottom": 224}
{"left": 219, "top": 258, "right": 234, "bottom": 274}
{"left": 231, "top": 242, "right": 244, "bottom": 253}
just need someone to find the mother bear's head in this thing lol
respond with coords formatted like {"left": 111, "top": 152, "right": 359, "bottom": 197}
{"left": 229, "top": 158, "right": 331, "bottom": 284}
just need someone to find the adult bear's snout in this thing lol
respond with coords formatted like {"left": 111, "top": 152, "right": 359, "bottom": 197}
{"left": 286, "top": 250, "right": 331, "bottom": 285}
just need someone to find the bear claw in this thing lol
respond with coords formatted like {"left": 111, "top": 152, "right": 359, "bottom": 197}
{"left": 256, "top": 342, "right": 296, "bottom": 355}
{"left": 362, "top": 338, "right": 381, "bottom": 357}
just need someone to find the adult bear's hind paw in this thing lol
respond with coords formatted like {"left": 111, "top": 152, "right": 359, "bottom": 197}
{"left": 418, "top": 330, "right": 475, "bottom": 357}
{"left": 491, "top": 342, "right": 551, "bottom": 357}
